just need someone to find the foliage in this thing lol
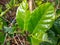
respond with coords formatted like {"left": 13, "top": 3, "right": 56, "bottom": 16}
{"left": 0, "top": 0, "right": 60, "bottom": 45}
{"left": 16, "top": 0, "right": 55, "bottom": 45}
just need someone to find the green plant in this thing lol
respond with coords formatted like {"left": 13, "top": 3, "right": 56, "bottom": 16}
{"left": 16, "top": 0, "right": 55, "bottom": 45}
{"left": 0, "top": 0, "right": 60, "bottom": 45}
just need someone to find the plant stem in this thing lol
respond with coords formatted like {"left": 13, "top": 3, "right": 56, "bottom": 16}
{"left": 28, "top": 0, "right": 36, "bottom": 11}
{"left": 28, "top": 0, "right": 33, "bottom": 11}
{"left": 3, "top": 33, "right": 8, "bottom": 45}
{"left": 9, "top": 18, "right": 16, "bottom": 27}
{"left": 0, "top": 7, "right": 11, "bottom": 17}
{"left": 0, "top": 3, "right": 19, "bottom": 17}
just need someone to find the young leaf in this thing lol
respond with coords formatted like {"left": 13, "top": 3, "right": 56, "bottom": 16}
{"left": 28, "top": 3, "right": 55, "bottom": 33}
{"left": 16, "top": 0, "right": 31, "bottom": 30}
{"left": 16, "top": 2, "right": 55, "bottom": 45}
{"left": 6, "top": 0, "right": 15, "bottom": 8}
{"left": 28, "top": 3, "right": 55, "bottom": 45}
{"left": 9, "top": 0, "right": 15, "bottom": 7}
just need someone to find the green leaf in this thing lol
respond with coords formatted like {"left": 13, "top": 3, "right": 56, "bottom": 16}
{"left": 40, "top": 41, "right": 52, "bottom": 45}
{"left": 0, "top": 22, "right": 3, "bottom": 30}
{"left": 4, "top": 26, "right": 14, "bottom": 34}
{"left": 0, "top": 32, "right": 5, "bottom": 44}
{"left": 16, "top": 0, "right": 30, "bottom": 30}
{"left": 29, "top": 3, "right": 55, "bottom": 45}
{"left": 58, "top": 42, "right": 60, "bottom": 45}
{"left": 6, "top": 0, "right": 15, "bottom": 8}
{"left": 9, "top": 0, "right": 15, "bottom": 7}
{"left": 16, "top": 2, "right": 55, "bottom": 45}
{"left": 42, "top": 30, "right": 58, "bottom": 45}
{"left": 28, "top": 3, "right": 55, "bottom": 33}
{"left": 31, "top": 37, "right": 40, "bottom": 45}
{"left": 56, "top": 9, "right": 60, "bottom": 15}
{"left": 0, "top": 18, "right": 3, "bottom": 30}
{"left": 54, "top": 17, "right": 60, "bottom": 34}
{"left": 35, "top": 0, "right": 42, "bottom": 6}
{"left": 0, "top": 5, "right": 2, "bottom": 13}
{"left": 56, "top": 9, "right": 60, "bottom": 18}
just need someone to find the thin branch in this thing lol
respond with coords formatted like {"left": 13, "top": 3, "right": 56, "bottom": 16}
{"left": 3, "top": 33, "right": 8, "bottom": 45}
{"left": 0, "top": 17, "right": 11, "bottom": 23}
{"left": 28, "top": 0, "right": 33, "bottom": 11}
{"left": 0, "top": 8, "right": 11, "bottom": 17}
{"left": 13, "top": 37, "right": 19, "bottom": 45}
{"left": 0, "top": 3, "right": 19, "bottom": 17}
{"left": 33, "top": 0, "right": 36, "bottom": 8}
{"left": 28, "top": 0, "right": 36, "bottom": 11}
{"left": 9, "top": 18, "right": 16, "bottom": 27}
{"left": 3, "top": 18, "right": 16, "bottom": 45}
{"left": 17, "top": 36, "right": 24, "bottom": 45}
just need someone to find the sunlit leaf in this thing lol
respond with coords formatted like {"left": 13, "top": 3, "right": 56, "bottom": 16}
{"left": 42, "top": 30, "right": 58, "bottom": 45}
{"left": 16, "top": 1, "right": 55, "bottom": 45}
{"left": 29, "top": 3, "right": 55, "bottom": 45}
{"left": 16, "top": 0, "right": 31, "bottom": 31}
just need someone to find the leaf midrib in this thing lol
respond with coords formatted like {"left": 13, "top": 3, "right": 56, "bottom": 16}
{"left": 32, "top": 3, "right": 51, "bottom": 34}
